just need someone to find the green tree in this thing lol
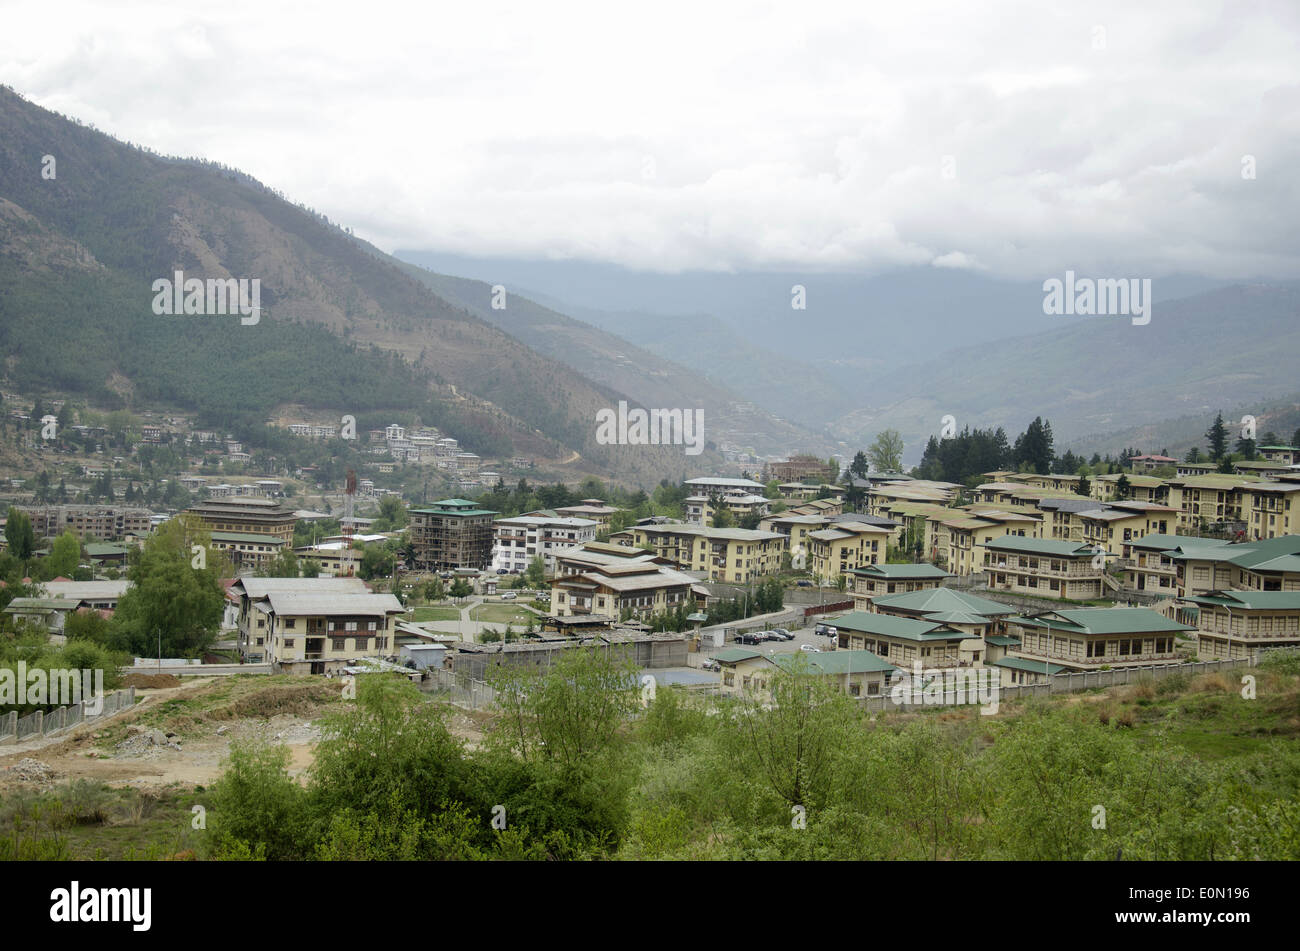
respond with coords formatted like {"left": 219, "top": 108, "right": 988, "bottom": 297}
{"left": 1205, "top": 413, "right": 1229, "bottom": 461}
{"left": 109, "top": 515, "right": 224, "bottom": 657}
{"left": 525, "top": 555, "right": 546, "bottom": 588}
{"left": 259, "top": 547, "right": 299, "bottom": 579}
{"left": 867, "top": 430, "right": 904, "bottom": 473}
{"left": 43, "top": 530, "right": 82, "bottom": 580}
{"left": 4, "top": 508, "right": 36, "bottom": 562}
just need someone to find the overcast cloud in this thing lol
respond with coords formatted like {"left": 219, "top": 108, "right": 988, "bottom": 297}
{"left": 3, "top": 0, "right": 1298, "bottom": 279}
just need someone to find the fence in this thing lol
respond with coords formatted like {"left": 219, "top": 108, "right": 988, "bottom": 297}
{"left": 856, "top": 652, "right": 1281, "bottom": 714}
{"left": 420, "top": 667, "right": 496, "bottom": 710}
{"left": 0, "top": 687, "right": 137, "bottom": 746}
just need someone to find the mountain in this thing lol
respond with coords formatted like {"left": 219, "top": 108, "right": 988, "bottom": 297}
{"left": 395, "top": 266, "right": 837, "bottom": 457}
{"left": 0, "top": 86, "right": 719, "bottom": 486}
{"left": 841, "top": 283, "right": 1300, "bottom": 462}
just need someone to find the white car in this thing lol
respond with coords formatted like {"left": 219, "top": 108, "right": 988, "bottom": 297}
{"left": 800, "top": 644, "right": 821, "bottom": 653}
{"left": 501, "top": 592, "right": 517, "bottom": 600}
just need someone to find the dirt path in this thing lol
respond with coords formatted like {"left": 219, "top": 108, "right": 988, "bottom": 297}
{"left": 0, "top": 679, "right": 491, "bottom": 792}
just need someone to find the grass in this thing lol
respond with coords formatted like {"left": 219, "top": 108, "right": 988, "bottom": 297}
{"left": 409, "top": 606, "right": 461, "bottom": 622}
{"left": 471, "top": 603, "right": 540, "bottom": 625}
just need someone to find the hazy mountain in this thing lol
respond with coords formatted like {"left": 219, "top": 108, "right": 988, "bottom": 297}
{"left": 395, "top": 266, "right": 836, "bottom": 458}
{"left": 0, "top": 86, "right": 719, "bottom": 486}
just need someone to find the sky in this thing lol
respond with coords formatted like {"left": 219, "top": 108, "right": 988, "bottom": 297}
{"left": 3, "top": 0, "right": 1298, "bottom": 279}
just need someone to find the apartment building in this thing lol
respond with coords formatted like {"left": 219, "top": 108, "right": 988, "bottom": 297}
{"left": 769, "top": 455, "right": 836, "bottom": 483}
{"left": 982, "top": 535, "right": 1111, "bottom": 600}
{"left": 1090, "top": 473, "right": 1170, "bottom": 504}
{"left": 931, "top": 508, "right": 1042, "bottom": 576}
{"left": 849, "top": 563, "right": 952, "bottom": 608}
{"left": 491, "top": 514, "right": 599, "bottom": 573}
{"left": 21, "top": 504, "right": 154, "bottom": 541}
{"left": 869, "top": 587, "right": 1016, "bottom": 641}
{"left": 806, "top": 521, "right": 891, "bottom": 582}
{"left": 409, "top": 499, "right": 498, "bottom": 571}
{"left": 1184, "top": 590, "right": 1300, "bottom": 660}
{"left": 230, "top": 577, "right": 402, "bottom": 673}
{"left": 684, "top": 492, "right": 770, "bottom": 525}
{"left": 1007, "top": 607, "right": 1194, "bottom": 672}
{"left": 1259, "top": 445, "right": 1300, "bottom": 466}
{"left": 1074, "top": 501, "right": 1178, "bottom": 556}
{"left": 1165, "top": 474, "right": 1265, "bottom": 531}
{"left": 617, "top": 523, "right": 785, "bottom": 583}
{"left": 1171, "top": 534, "right": 1300, "bottom": 597}
{"left": 1120, "top": 533, "right": 1185, "bottom": 595}
{"left": 1240, "top": 481, "right": 1300, "bottom": 540}
{"left": 548, "top": 560, "right": 698, "bottom": 620}
{"left": 831, "top": 610, "right": 983, "bottom": 668}
{"left": 682, "top": 476, "right": 766, "bottom": 496}
{"left": 184, "top": 498, "right": 298, "bottom": 569}
{"left": 554, "top": 500, "right": 620, "bottom": 532}
{"left": 719, "top": 648, "right": 898, "bottom": 699}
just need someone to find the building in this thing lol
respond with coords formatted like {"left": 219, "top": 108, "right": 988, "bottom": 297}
{"left": 849, "top": 563, "right": 952, "bottom": 607}
{"left": 1006, "top": 607, "right": 1194, "bottom": 672}
{"left": 229, "top": 577, "right": 400, "bottom": 672}
{"left": 1258, "top": 445, "right": 1300, "bottom": 466}
{"left": 930, "top": 508, "right": 1042, "bottom": 576}
{"left": 548, "top": 559, "right": 699, "bottom": 621}
{"left": 981, "top": 535, "right": 1114, "bottom": 600}
{"left": 831, "top": 610, "right": 984, "bottom": 669}
{"left": 769, "top": 455, "right": 836, "bottom": 483}
{"left": 1127, "top": 533, "right": 1300, "bottom": 599}
{"left": 409, "top": 499, "right": 498, "bottom": 572}
{"left": 184, "top": 498, "right": 298, "bottom": 569}
{"left": 20, "top": 505, "right": 154, "bottom": 541}
{"left": 491, "top": 514, "right": 599, "bottom": 574}
{"left": 616, "top": 523, "right": 786, "bottom": 583}
{"left": 805, "top": 521, "right": 892, "bottom": 582}
{"left": 869, "top": 587, "right": 1016, "bottom": 641}
{"left": 1240, "top": 480, "right": 1300, "bottom": 540}
{"left": 1073, "top": 501, "right": 1178, "bottom": 556}
{"left": 1183, "top": 590, "right": 1300, "bottom": 660}
{"left": 1129, "top": 454, "right": 1178, "bottom": 472}
{"left": 554, "top": 501, "right": 620, "bottom": 532}
{"left": 39, "top": 579, "right": 132, "bottom": 611}
{"left": 682, "top": 476, "right": 766, "bottom": 497}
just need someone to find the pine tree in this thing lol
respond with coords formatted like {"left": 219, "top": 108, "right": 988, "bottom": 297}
{"left": 1205, "top": 413, "right": 1229, "bottom": 461}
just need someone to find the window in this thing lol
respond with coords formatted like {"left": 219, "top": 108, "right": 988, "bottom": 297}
{"left": 285, "top": 619, "right": 296, "bottom": 629}
{"left": 332, "top": 638, "right": 347, "bottom": 651}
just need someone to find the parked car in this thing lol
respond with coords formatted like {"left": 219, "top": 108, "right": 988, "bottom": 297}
{"left": 495, "top": 568, "right": 508, "bottom": 574}
{"left": 796, "top": 580, "right": 813, "bottom": 587}
{"left": 771, "top": 628, "right": 793, "bottom": 641}
{"left": 501, "top": 592, "right": 517, "bottom": 600}
{"left": 800, "top": 644, "right": 822, "bottom": 653}
{"left": 701, "top": 659, "right": 720, "bottom": 672}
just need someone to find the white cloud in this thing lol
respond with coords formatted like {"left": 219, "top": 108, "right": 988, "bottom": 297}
{"left": 2, "top": 0, "right": 1298, "bottom": 279}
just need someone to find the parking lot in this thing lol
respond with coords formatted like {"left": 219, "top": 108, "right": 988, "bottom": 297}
{"left": 729, "top": 621, "right": 839, "bottom": 655}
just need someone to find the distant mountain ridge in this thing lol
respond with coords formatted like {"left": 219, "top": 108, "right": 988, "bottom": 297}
{"left": 0, "top": 85, "right": 729, "bottom": 485}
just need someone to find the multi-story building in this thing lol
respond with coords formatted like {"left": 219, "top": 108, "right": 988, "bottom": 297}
{"left": 1165, "top": 474, "right": 1265, "bottom": 531}
{"left": 1258, "top": 445, "right": 1300, "bottom": 466}
{"left": 554, "top": 501, "right": 621, "bottom": 533}
{"left": 616, "top": 523, "right": 786, "bottom": 583}
{"left": 548, "top": 560, "right": 698, "bottom": 621}
{"left": 1074, "top": 501, "right": 1178, "bottom": 556}
{"left": 931, "top": 508, "right": 1042, "bottom": 576}
{"left": 184, "top": 498, "right": 298, "bottom": 569}
{"left": 869, "top": 586, "right": 1016, "bottom": 641}
{"left": 831, "top": 610, "right": 983, "bottom": 668}
{"left": 1240, "top": 480, "right": 1300, "bottom": 540}
{"left": 230, "top": 577, "right": 402, "bottom": 673}
{"left": 1124, "top": 533, "right": 1300, "bottom": 600}
{"left": 684, "top": 492, "right": 770, "bottom": 525}
{"left": 769, "top": 455, "right": 837, "bottom": 483}
{"left": 491, "top": 514, "right": 599, "bottom": 574}
{"left": 982, "top": 535, "right": 1112, "bottom": 600}
{"left": 805, "top": 521, "right": 892, "bottom": 582}
{"left": 1184, "top": 590, "right": 1300, "bottom": 660}
{"left": 1007, "top": 607, "right": 1193, "bottom": 671}
{"left": 21, "top": 504, "right": 154, "bottom": 541}
{"left": 409, "top": 499, "right": 497, "bottom": 572}
{"left": 849, "top": 563, "right": 951, "bottom": 608}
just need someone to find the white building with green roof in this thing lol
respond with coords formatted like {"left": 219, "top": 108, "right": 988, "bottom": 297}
{"left": 1007, "top": 607, "right": 1194, "bottom": 672}
{"left": 1183, "top": 590, "right": 1300, "bottom": 660}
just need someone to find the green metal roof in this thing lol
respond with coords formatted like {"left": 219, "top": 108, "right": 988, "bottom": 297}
{"left": 1184, "top": 590, "right": 1300, "bottom": 610}
{"left": 1009, "top": 607, "right": 1193, "bottom": 635}
{"left": 983, "top": 535, "right": 1097, "bottom": 557}
{"left": 772, "top": 649, "right": 896, "bottom": 675}
{"left": 828, "top": 610, "right": 963, "bottom": 641}
{"left": 985, "top": 634, "right": 1022, "bottom": 646}
{"left": 871, "top": 587, "right": 1016, "bottom": 618}
{"left": 714, "top": 647, "right": 763, "bottom": 663}
{"left": 851, "top": 563, "right": 951, "bottom": 579}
